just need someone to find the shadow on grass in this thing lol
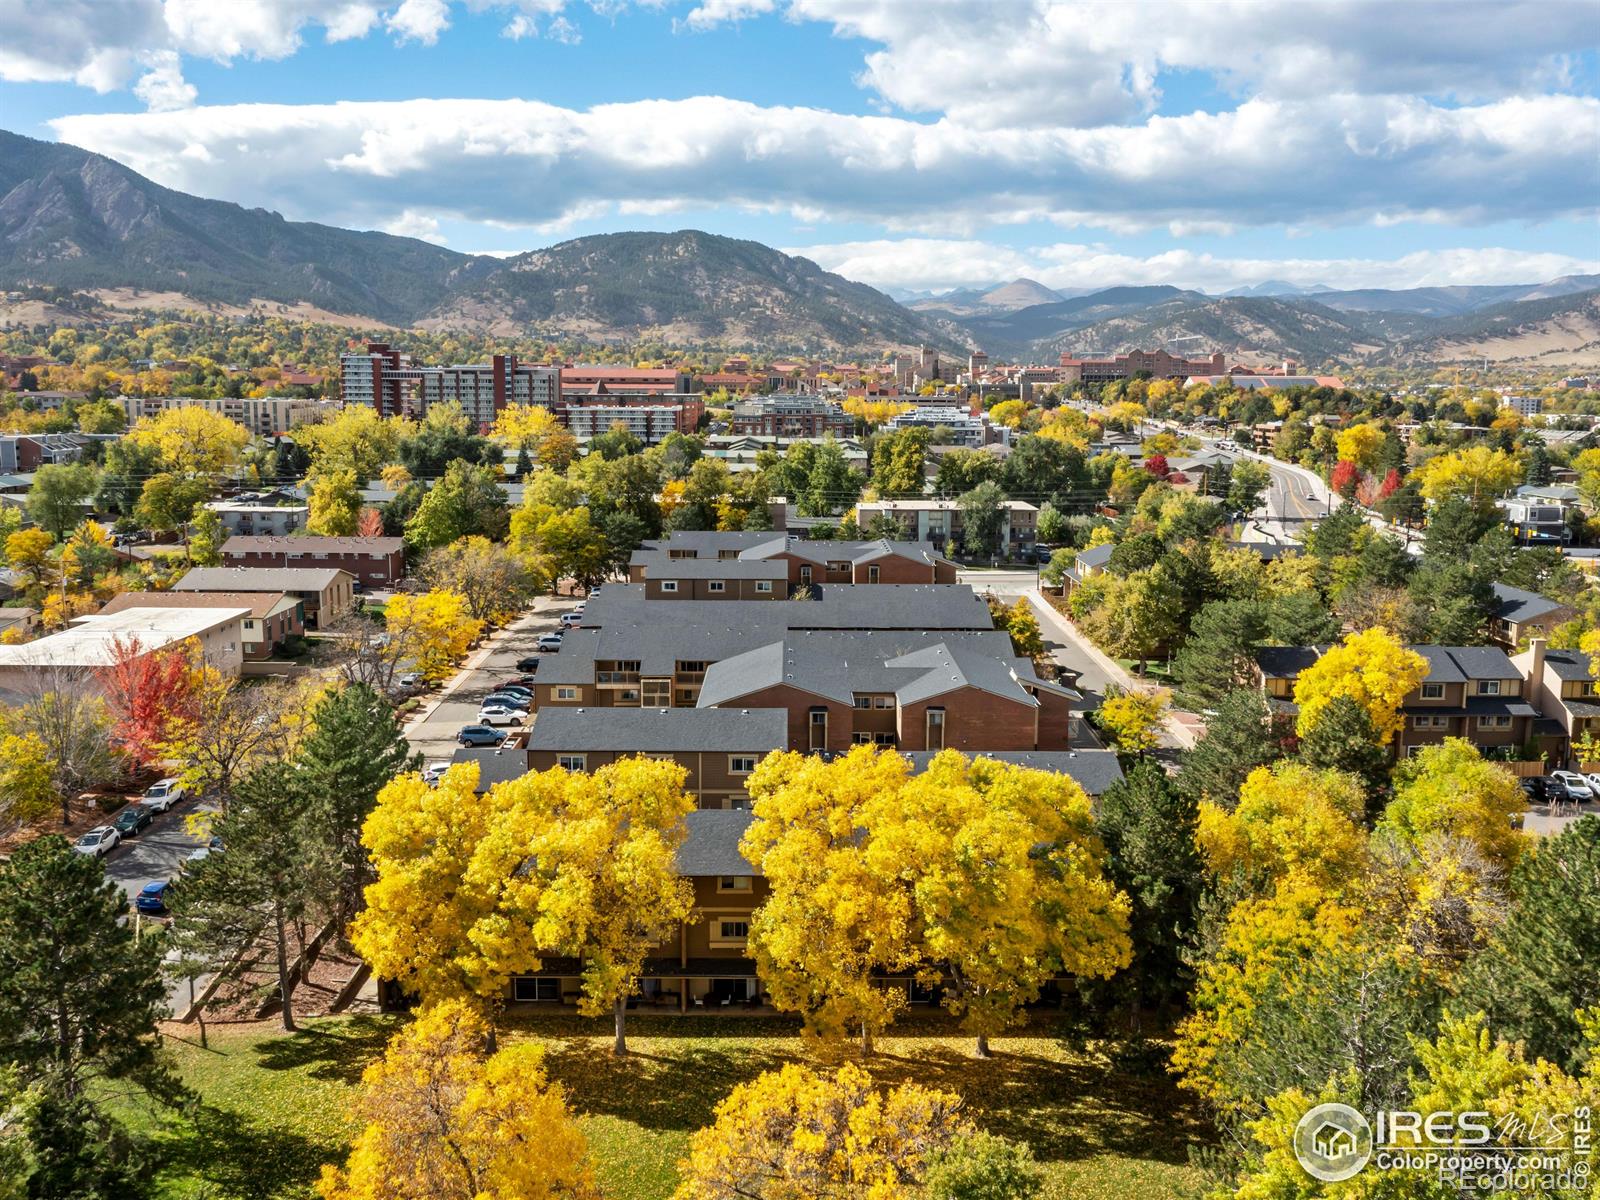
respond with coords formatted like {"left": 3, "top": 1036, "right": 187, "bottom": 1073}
{"left": 155, "top": 1103, "right": 340, "bottom": 1200}
{"left": 250, "top": 1015, "right": 398, "bottom": 1084}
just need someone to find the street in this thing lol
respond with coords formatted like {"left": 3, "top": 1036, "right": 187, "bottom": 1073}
{"left": 403, "top": 595, "right": 580, "bottom": 762}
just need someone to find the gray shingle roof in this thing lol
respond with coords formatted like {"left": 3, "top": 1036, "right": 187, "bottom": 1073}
{"left": 1258, "top": 644, "right": 1520, "bottom": 683}
{"left": 526, "top": 706, "right": 789, "bottom": 752}
{"left": 1077, "top": 543, "right": 1115, "bottom": 569}
{"left": 1491, "top": 582, "right": 1567, "bottom": 624}
{"left": 1255, "top": 646, "right": 1327, "bottom": 678}
{"left": 678, "top": 809, "right": 758, "bottom": 876}
{"left": 176, "top": 566, "right": 349, "bottom": 592}
{"left": 635, "top": 557, "right": 789, "bottom": 580}
{"left": 1545, "top": 649, "right": 1597, "bottom": 681}
{"left": 450, "top": 747, "right": 531, "bottom": 792}
{"left": 900, "top": 749, "right": 1125, "bottom": 796}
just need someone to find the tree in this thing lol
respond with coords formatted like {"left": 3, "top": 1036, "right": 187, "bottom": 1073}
{"left": 1097, "top": 687, "right": 1169, "bottom": 756}
{"left": 385, "top": 590, "right": 484, "bottom": 683}
{"left": 8, "top": 673, "right": 122, "bottom": 824}
{"left": 1171, "top": 599, "right": 1270, "bottom": 711}
{"left": 295, "top": 683, "right": 420, "bottom": 926}
{"left": 397, "top": 403, "right": 493, "bottom": 477}
{"left": 317, "top": 1000, "right": 596, "bottom": 1200}
{"left": 992, "top": 597, "right": 1045, "bottom": 659}
{"left": 170, "top": 762, "right": 337, "bottom": 1031}
{"left": 495, "top": 758, "right": 696, "bottom": 1055}
{"left": 1197, "top": 762, "right": 1369, "bottom": 894}
{"left": 352, "top": 764, "right": 519, "bottom": 1015}
{"left": 126, "top": 406, "right": 249, "bottom": 476}
{"left": 187, "top": 506, "right": 225, "bottom": 566}
{"left": 26, "top": 464, "right": 97, "bottom": 539}
{"left": 490, "top": 404, "right": 562, "bottom": 454}
{"left": 406, "top": 460, "right": 509, "bottom": 549}
{"left": 1292, "top": 627, "right": 1427, "bottom": 746}
{"left": 923, "top": 1133, "right": 1044, "bottom": 1200}
{"left": 673, "top": 1063, "right": 969, "bottom": 1200}
{"left": 870, "top": 428, "right": 927, "bottom": 497}
{"left": 1334, "top": 423, "right": 1385, "bottom": 472}
{"left": 800, "top": 439, "right": 863, "bottom": 516}
{"left": 0, "top": 837, "right": 170, "bottom": 1099}
{"left": 1225, "top": 459, "right": 1270, "bottom": 515}
{"left": 957, "top": 480, "right": 1006, "bottom": 558}
{"left": 0, "top": 732, "right": 56, "bottom": 828}
{"left": 1035, "top": 501, "right": 1069, "bottom": 545}
{"left": 96, "top": 636, "right": 202, "bottom": 769}
{"left": 1296, "top": 693, "right": 1391, "bottom": 804}
{"left": 307, "top": 469, "right": 363, "bottom": 536}
{"left": 896, "top": 752, "right": 1130, "bottom": 1056}
{"left": 161, "top": 674, "right": 295, "bottom": 810}
{"left": 418, "top": 537, "right": 538, "bottom": 624}
{"left": 741, "top": 748, "right": 922, "bottom": 1050}
{"left": 1464, "top": 816, "right": 1600, "bottom": 1070}
{"left": 1329, "top": 458, "right": 1361, "bottom": 500}
{"left": 511, "top": 505, "right": 609, "bottom": 593}
{"left": 1422, "top": 493, "right": 1496, "bottom": 560}
{"left": 4, "top": 528, "right": 53, "bottom": 599}
{"left": 295, "top": 405, "right": 401, "bottom": 483}
{"left": 588, "top": 423, "right": 643, "bottom": 462}
{"left": 134, "top": 472, "right": 208, "bottom": 539}
{"left": 1180, "top": 689, "right": 1286, "bottom": 810}
{"left": 935, "top": 448, "right": 1000, "bottom": 496}
{"left": 1415, "top": 445, "right": 1521, "bottom": 511}
{"left": 1096, "top": 759, "right": 1201, "bottom": 1024}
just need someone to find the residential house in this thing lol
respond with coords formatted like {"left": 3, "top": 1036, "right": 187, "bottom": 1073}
{"left": 627, "top": 531, "right": 958, "bottom": 593}
{"left": 0, "top": 606, "right": 249, "bottom": 692}
{"left": 220, "top": 536, "right": 406, "bottom": 586}
{"left": 174, "top": 566, "right": 354, "bottom": 628}
{"left": 1490, "top": 583, "right": 1575, "bottom": 650}
{"left": 1497, "top": 485, "right": 1579, "bottom": 544}
{"left": 1054, "top": 542, "right": 1115, "bottom": 594}
{"left": 1511, "top": 640, "right": 1593, "bottom": 766}
{"left": 100, "top": 591, "right": 303, "bottom": 659}
{"left": 853, "top": 498, "right": 1038, "bottom": 557}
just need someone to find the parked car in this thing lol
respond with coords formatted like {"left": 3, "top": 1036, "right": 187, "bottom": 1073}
{"left": 134, "top": 880, "right": 173, "bottom": 915}
{"left": 537, "top": 632, "right": 564, "bottom": 652}
{"left": 560, "top": 612, "right": 584, "bottom": 629}
{"left": 1551, "top": 770, "right": 1594, "bottom": 800}
{"left": 515, "top": 656, "right": 543, "bottom": 673}
{"left": 398, "top": 672, "right": 423, "bottom": 687}
{"left": 112, "top": 806, "right": 154, "bottom": 837}
{"left": 483, "top": 689, "right": 530, "bottom": 707}
{"left": 457, "top": 725, "right": 504, "bottom": 747}
{"left": 476, "top": 704, "right": 528, "bottom": 727}
{"left": 139, "top": 778, "right": 185, "bottom": 812}
{"left": 1519, "top": 776, "right": 1547, "bottom": 803}
{"left": 422, "top": 761, "right": 452, "bottom": 785}
{"left": 1585, "top": 772, "right": 1600, "bottom": 798}
{"left": 74, "top": 826, "right": 120, "bottom": 857}
{"left": 494, "top": 679, "right": 536, "bottom": 694}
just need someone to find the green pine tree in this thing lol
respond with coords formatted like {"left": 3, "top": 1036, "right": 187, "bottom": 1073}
{"left": 1179, "top": 689, "right": 1285, "bottom": 811}
{"left": 1297, "top": 693, "right": 1391, "bottom": 814}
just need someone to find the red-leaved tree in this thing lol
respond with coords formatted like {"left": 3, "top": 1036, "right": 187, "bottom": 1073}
{"left": 1330, "top": 459, "right": 1361, "bottom": 500}
{"left": 356, "top": 506, "right": 385, "bottom": 537}
{"left": 98, "top": 635, "right": 202, "bottom": 769}
{"left": 1377, "top": 468, "right": 1403, "bottom": 501}
{"left": 1144, "top": 454, "right": 1170, "bottom": 478}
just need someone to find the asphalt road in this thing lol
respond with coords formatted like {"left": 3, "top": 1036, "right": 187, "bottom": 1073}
{"left": 404, "top": 596, "right": 581, "bottom": 763}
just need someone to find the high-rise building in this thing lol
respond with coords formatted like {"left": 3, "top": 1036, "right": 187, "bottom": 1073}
{"left": 339, "top": 342, "right": 560, "bottom": 428}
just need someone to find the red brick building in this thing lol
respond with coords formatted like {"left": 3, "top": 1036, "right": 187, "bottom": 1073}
{"left": 220, "top": 536, "right": 406, "bottom": 586}
{"left": 1058, "top": 348, "right": 1226, "bottom": 385}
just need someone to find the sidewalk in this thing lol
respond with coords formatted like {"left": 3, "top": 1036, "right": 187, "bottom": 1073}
{"left": 1023, "top": 588, "right": 1199, "bottom": 750}
{"left": 400, "top": 605, "right": 551, "bottom": 736}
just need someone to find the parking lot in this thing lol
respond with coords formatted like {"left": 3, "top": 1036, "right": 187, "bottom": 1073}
{"left": 403, "top": 595, "right": 580, "bottom": 763}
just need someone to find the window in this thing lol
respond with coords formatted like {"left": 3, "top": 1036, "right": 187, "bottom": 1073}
{"left": 926, "top": 707, "right": 946, "bottom": 750}
{"left": 618, "top": 689, "right": 640, "bottom": 704}
{"left": 1477, "top": 715, "right": 1512, "bottom": 729}
{"left": 1583, "top": 681, "right": 1598, "bottom": 697}
{"left": 718, "top": 876, "right": 752, "bottom": 893}
{"left": 868, "top": 565, "right": 880, "bottom": 583}
{"left": 755, "top": 580, "right": 773, "bottom": 593}
{"left": 729, "top": 755, "right": 758, "bottom": 774}
{"left": 852, "top": 732, "right": 874, "bottom": 744}
{"left": 1420, "top": 683, "right": 1444, "bottom": 699}
{"left": 799, "top": 565, "right": 812, "bottom": 584}
{"left": 557, "top": 754, "right": 586, "bottom": 771}
{"left": 243, "top": 619, "right": 256, "bottom": 630}
{"left": 711, "top": 919, "right": 750, "bottom": 945}
{"left": 873, "top": 733, "right": 896, "bottom": 746}
{"left": 554, "top": 686, "right": 577, "bottom": 701}
{"left": 1431, "top": 715, "right": 1450, "bottom": 728}
{"left": 1413, "top": 716, "right": 1430, "bottom": 729}
{"left": 1478, "top": 680, "right": 1502, "bottom": 696}
{"left": 513, "top": 977, "right": 560, "bottom": 1002}
{"left": 708, "top": 580, "right": 725, "bottom": 593}
{"left": 642, "top": 679, "right": 671, "bottom": 707}
{"left": 828, "top": 561, "right": 850, "bottom": 573}
{"left": 854, "top": 695, "right": 872, "bottom": 709}
{"left": 874, "top": 696, "right": 893, "bottom": 709}
{"left": 718, "top": 549, "right": 739, "bottom": 560}
{"left": 809, "top": 708, "right": 828, "bottom": 750}
{"left": 661, "top": 580, "right": 678, "bottom": 593}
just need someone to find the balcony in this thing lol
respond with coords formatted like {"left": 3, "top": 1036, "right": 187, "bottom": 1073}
{"left": 596, "top": 671, "right": 642, "bottom": 685}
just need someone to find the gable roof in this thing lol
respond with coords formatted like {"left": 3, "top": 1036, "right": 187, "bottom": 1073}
{"left": 100, "top": 590, "right": 291, "bottom": 620}
{"left": 222, "top": 535, "right": 404, "bottom": 555}
{"left": 1491, "top": 582, "right": 1568, "bottom": 624}
{"left": 1076, "top": 543, "right": 1115, "bottom": 569}
{"left": 900, "top": 748, "right": 1125, "bottom": 796}
{"left": 678, "top": 809, "right": 759, "bottom": 877}
{"left": 176, "top": 566, "right": 350, "bottom": 592}
{"left": 527, "top": 706, "right": 789, "bottom": 753}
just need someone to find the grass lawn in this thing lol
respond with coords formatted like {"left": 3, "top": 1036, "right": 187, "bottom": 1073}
{"left": 122, "top": 1013, "right": 1213, "bottom": 1200}
{"left": 1113, "top": 658, "right": 1177, "bottom": 686}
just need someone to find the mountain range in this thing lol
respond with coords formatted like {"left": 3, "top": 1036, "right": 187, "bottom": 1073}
{"left": 1, "top": 128, "right": 1596, "bottom": 366}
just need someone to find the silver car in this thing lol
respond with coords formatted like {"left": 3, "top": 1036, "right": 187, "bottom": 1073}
{"left": 74, "top": 826, "right": 121, "bottom": 857}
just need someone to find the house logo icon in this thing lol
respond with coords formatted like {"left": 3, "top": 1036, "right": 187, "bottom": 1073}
{"left": 1293, "top": 1102, "right": 1373, "bottom": 1182}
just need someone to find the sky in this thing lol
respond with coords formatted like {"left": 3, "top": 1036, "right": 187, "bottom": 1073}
{"left": 0, "top": 0, "right": 1597, "bottom": 297}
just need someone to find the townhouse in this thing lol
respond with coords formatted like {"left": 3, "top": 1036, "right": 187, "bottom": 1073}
{"left": 204, "top": 501, "right": 307, "bottom": 537}
{"left": 627, "top": 531, "right": 958, "bottom": 594}
{"left": 220, "top": 536, "right": 407, "bottom": 587}
{"left": 175, "top": 566, "right": 354, "bottom": 627}
{"left": 99, "top": 591, "right": 304, "bottom": 660}
{"left": 1256, "top": 643, "right": 1563, "bottom": 762}
{"left": 1512, "top": 640, "right": 1598, "bottom": 764}
{"left": 1490, "top": 583, "right": 1575, "bottom": 650}
{"left": 853, "top": 498, "right": 1039, "bottom": 556}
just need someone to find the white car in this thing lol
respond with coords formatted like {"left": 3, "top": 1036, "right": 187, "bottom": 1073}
{"left": 422, "top": 761, "right": 452, "bottom": 785}
{"left": 398, "top": 672, "right": 423, "bottom": 687}
{"left": 1585, "top": 773, "right": 1600, "bottom": 798}
{"left": 139, "top": 778, "right": 185, "bottom": 813}
{"left": 74, "top": 826, "right": 121, "bottom": 857}
{"left": 477, "top": 704, "right": 529, "bottom": 727}
{"left": 1552, "top": 771, "right": 1594, "bottom": 800}
{"left": 560, "top": 612, "right": 584, "bottom": 628}
{"left": 537, "top": 632, "right": 564, "bottom": 652}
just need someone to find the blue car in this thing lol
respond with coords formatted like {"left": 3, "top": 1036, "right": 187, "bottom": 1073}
{"left": 457, "top": 725, "right": 504, "bottom": 747}
{"left": 135, "top": 880, "right": 172, "bottom": 915}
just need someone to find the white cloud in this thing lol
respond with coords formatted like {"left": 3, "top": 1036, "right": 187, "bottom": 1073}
{"left": 784, "top": 238, "right": 1600, "bottom": 294}
{"left": 380, "top": 209, "right": 449, "bottom": 243}
{"left": 0, "top": 0, "right": 166, "bottom": 91}
{"left": 502, "top": 13, "right": 538, "bottom": 37}
{"left": 46, "top": 92, "right": 1600, "bottom": 239}
{"left": 681, "top": 0, "right": 777, "bottom": 31}
{"left": 546, "top": 14, "right": 581, "bottom": 42}
{"left": 386, "top": 0, "right": 452, "bottom": 43}
{"left": 132, "top": 51, "right": 196, "bottom": 112}
{"left": 163, "top": 0, "right": 380, "bottom": 61}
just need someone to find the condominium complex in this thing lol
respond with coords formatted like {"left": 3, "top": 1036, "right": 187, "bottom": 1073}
{"left": 1058, "top": 348, "right": 1227, "bottom": 385}
{"left": 115, "top": 394, "right": 335, "bottom": 437}
{"left": 729, "top": 395, "right": 852, "bottom": 437}
{"left": 339, "top": 342, "right": 559, "bottom": 427}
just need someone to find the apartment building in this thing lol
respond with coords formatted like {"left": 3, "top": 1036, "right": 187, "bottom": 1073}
{"left": 533, "top": 584, "right": 1076, "bottom": 753}
{"left": 1490, "top": 583, "right": 1575, "bottom": 650}
{"left": 204, "top": 501, "right": 307, "bottom": 537}
{"left": 115, "top": 394, "right": 332, "bottom": 437}
{"left": 100, "top": 590, "right": 303, "bottom": 659}
{"left": 558, "top": 366, "right": 692, "bottom": 399}
{"left": 564, "top": 401, "right": 700, "bottom": 444}
{"left": 729, "top": 395, "right": 852, "bottom": 438}
{"left": 627, "top": 531, "right": 958, "bottom": 594}
{"left": 340, "top": 342, "right": 560, "bottom": 428}
{"left": 1513, "top": 640, "right": 1592, "bottom": 764}
{"left": 175, "top": 566, "right": 354, "bottom": 627}
{"left": 0, "top": 606, "right": 249, "bottom": 692}
{"left": 853, "top": 498, "right": 1039, "bottom": 556}
{"left": 887, "top": 405, "right": 995, "bottom": 448}
{"left": 1256, "top": 643, "right": 1561, "bottom": 760}
{"left": 220, "top": 535, "right": 407, "bottom": 586}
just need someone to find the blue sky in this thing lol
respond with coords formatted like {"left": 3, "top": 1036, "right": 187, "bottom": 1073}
{"left": 1, "top": 1, "right": 1596, "bottom": 295}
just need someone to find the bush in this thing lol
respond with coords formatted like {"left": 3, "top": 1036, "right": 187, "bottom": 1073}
{"left": 925, "top": 1133, "right": 1044, "bottom": 1200}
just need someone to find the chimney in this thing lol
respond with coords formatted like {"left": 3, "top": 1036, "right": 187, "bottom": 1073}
{"left": 1529, "top": 637, "right": 1547, "bottom": 684}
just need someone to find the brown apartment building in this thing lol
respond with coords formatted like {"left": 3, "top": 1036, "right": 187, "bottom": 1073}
{"left": 1058, "top": 348, "right": 1226, "bottom": 385}
{"left": 175, "top": 567, "right": 354, "bottom": 628}
{"left": 220, "top": 536, "right": 406, "bottom": 586}
{"left": 100, "top": 591, "right": 304, "bottom": 659}
{"left": 628, "top": 531, "right": 958, "bottom": 596}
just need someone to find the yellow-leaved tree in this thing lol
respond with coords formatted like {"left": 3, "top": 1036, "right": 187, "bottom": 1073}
{"left": 1414, "top": 445, "right": 1520, "bottom": 511}
{"left": 1292, "top": 627, "right": 1427, "bottom": 746}
{"left": 127, "top": 405, "right": 249, "bottom": 477}
{"left": 1380, "top": 738, "right": 1525, "bottom": 874}
{"left": 489, "top": 757, "right": 696, "bottom": 1056}
{"left": 385, "top": 589, "right": 483, "bottom": 683}
{"left": 1196, "top": 762, "right": 1370, "bottom": 894}
{"left": 307, "top": 469, "right": 362, "bottom": 536}
{"left": 1097, "top": 687, "right": 1170, "bottom": 755}
{"left": 673, "top": 1063, "right": 969, "bottom": 1200}
{"left": 741, "top": 747, "right": 922, "bottom": 1052}
{"left": 491, "top": 404, "right": 563, "bottom": 456}
{"left": 317, "top": 999, "right": 597, "bottom": 1200}
{"left": 351, "top": 763, "right": 523, "bottom": 1016}
{"left": 892, "top": 751, "right": 1131, "bottom": 1057}
{"left": 1334, "top": 423, "right": 1385, "bottom": 472}
{"left": 295, "top": 405, "right": 405, "bottom": 482}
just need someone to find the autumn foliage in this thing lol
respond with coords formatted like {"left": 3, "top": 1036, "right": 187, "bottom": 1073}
{"left": 97, "top": 635, "right": 204, "bottom": 768}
